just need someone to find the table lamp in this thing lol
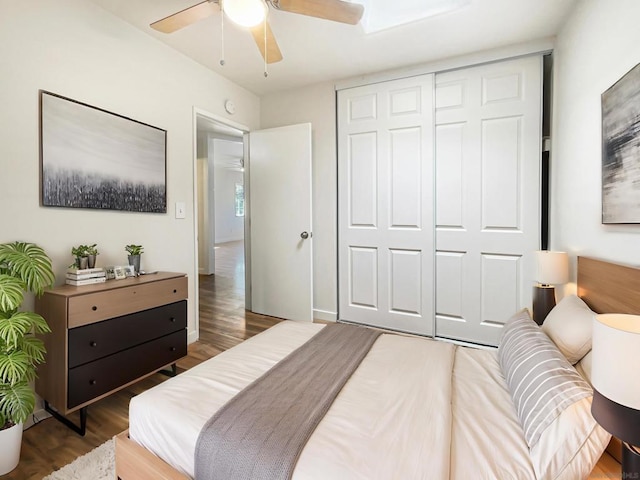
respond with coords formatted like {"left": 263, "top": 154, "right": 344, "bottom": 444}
{"left": 532, "top": 250, "right": 569, "bottom": 325}
{"left": 591, "top": 314, "right": 640, "bottom": 478}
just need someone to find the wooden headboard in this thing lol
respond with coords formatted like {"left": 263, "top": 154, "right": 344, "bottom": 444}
{"left": 576, "top": 255, "right": 639, "bottom": 463}
{"left": 577, "top": 256, "right": 640, "bottom": 314}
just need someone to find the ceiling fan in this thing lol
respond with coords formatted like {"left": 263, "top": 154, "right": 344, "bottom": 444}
{"left": 150, "top": 0, "right": 365, "bottom": 65}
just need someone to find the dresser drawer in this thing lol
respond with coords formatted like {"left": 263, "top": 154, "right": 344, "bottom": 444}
{"left": 68, "top": 329, "right": 187, "bottom": 408}
{"left": 68, "top": 300, "right": 186, "bottom": 369}
{"left": 67, "top": 276, "right": 187, "bottom": 328}
{"left": 67, "top": 277, "right": 188, "bottom": 328}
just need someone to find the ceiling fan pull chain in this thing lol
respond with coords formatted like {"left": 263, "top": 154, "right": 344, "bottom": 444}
{"left": 220, "top": 0, "right": 226, "bottom": 66}
{"left": 263, "top": 18, "right": 268, "bottom": 77}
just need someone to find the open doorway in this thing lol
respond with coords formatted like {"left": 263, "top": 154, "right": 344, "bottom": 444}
{"left": 193, "top": 112, "right": 313, "bottom": 347}
{"left": 195, "top": 111, "right": 251, "bottom": 346}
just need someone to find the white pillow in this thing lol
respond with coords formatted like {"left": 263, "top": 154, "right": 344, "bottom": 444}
{"left": 575, "top": 350, "right": 593, "bottom": 385}
{"left": 541, "top": 295, "right": 595, "bottom": 364}
{"left": 498, "top": 310, "right": 593, "bottom": 447}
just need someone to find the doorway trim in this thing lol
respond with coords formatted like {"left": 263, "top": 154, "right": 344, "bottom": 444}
{"left": 192, "top": 107, "right": 249, "bottom": 342}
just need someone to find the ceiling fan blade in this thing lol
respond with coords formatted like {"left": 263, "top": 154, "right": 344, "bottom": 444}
{"left": 250, "top": 21, "right": 283, "bottom": 64}
{"left": 150, "top": 0, "right": 220, "bottom": 33}
{"left": 271, "top": 0, "right": 364, "bottom": 25}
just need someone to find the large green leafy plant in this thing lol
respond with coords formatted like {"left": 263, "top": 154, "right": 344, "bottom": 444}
{"left": 0, "top": 242, "right": 54, "bottom": 430}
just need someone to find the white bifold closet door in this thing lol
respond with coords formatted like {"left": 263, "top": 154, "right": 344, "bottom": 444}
{"left": 337, "top": 75, "right": 435, "bottom": 336}
{"left": 338, "top": 55, "right": 542, "bottom": 346}
{"left": 434, "top": 56, "right": 542, "bottom": 346}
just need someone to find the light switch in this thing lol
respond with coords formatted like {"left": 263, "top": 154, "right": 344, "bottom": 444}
{"left": 175, "top": 202, "right": 186, "bottom": 219}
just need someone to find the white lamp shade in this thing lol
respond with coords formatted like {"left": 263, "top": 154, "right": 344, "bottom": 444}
{"left": 224, "top": 0, "right": 267, "bottom": 27}
{"left": 535, "top": 251, "right": 569, "bottom": 285}
{"left": 592, "top": 314, "right": 640, "bottom": 411}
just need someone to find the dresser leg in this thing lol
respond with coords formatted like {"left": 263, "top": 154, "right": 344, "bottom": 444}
{"left": 45, "top": 401, "right": 88, "bottom": 436}
{"left": 159, "top": 363, "right": 177, "bottom": 377}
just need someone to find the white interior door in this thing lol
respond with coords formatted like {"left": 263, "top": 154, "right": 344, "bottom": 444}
{"left": 338, "top": 75, "right": 435, "bottom": 336}
{"left": 435, "top": 55, "right": 542, "bottom": 346}
{"left": 249, "top": 123, "right": 313, "bottom": 322}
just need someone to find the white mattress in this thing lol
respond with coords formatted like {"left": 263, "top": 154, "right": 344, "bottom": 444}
{"left": 129, "top": 321, "right": 537, "bottom": 479}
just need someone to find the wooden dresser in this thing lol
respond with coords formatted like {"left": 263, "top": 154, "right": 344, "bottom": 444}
{"left": 35, "top": 272, "right": 188, "bottom": 434}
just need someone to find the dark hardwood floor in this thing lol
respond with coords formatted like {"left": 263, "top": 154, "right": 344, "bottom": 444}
{"left": 2, "top": 240, "right": 619, "bottom": 479}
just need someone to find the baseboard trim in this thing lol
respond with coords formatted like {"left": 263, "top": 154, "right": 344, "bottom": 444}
{"left": 24, "top": 407, "right": 51, "bottom": 430}
{"left": 313, "top": 309, "right": 337, "bottom": 322}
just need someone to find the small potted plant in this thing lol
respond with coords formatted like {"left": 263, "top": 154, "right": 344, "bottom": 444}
{"left": 70, "top": 244, "right": 90, "bottom": 269}
{"left": 0, "top": 241, "right": 54, "bottom": 474}
{"left": 86, "top": 244, "right": 99, "bottom": 269}
{"left": 125, "top": 244, "right": 144, "bottom": 274}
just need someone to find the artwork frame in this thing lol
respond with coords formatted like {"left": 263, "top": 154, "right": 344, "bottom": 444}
{"left": 39, "top": 91, "right": 167, "bottom": 213}
{"left": 601, "top": 62, "right": 640, "bottom": 224}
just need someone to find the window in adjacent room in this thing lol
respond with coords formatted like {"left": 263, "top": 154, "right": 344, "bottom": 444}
{"left": 235, "top": 183, "right": 245, "bottom": 217}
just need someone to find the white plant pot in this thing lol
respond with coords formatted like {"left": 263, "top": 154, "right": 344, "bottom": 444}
{"left": 0, "top": 422, "right": 23, "bottom": 475}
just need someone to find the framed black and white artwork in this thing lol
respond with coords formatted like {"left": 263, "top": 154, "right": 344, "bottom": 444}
{"left": 602, "top": 62, "right": 640, "bottom": 224}
{"left": 39, "top": 91, "right": 167, "bottom": 213}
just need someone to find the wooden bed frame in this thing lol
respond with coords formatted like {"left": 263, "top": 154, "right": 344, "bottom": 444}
{"left": 116, "top": 429, "right": 188, "bottom": 480}
{"left": 577, "top": 256, "right": 640, "bottom": 315}
{"left": 115, "top": 256, "right": 634, "bottom": 479}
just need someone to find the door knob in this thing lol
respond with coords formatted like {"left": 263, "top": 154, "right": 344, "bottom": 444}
{"left": 300, "top": 231, "right": 310, "bottom": 239}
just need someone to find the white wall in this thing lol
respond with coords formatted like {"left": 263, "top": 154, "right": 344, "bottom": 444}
{"left": 214, "top": 166, "right": 245, "bottom": 243}
{"left": 260, "top": 82, "right": 338, "bottom": 321}
{"left": 551, "top": 0, "right": 640, "bottom": 285}
{"left": 0, "top": 0, "right": 260, "bottom": 341}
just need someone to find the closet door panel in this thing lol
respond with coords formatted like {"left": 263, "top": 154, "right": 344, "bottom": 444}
{"left": 436, "top": 123, "right": 466, "bottom": 228}
{"left": 390, "top": 127, "right": 423, "bottom": 228}
{"left": 349, "top": 132, "right": 378, "bottom": 227}
{"left": 435, "top": 55, "right": 542, "bottom": 346}
{"left": 338, "top": 75, "right": 435, "bottom": 336}
{"left": 481, "top": 116, "right": 522, "bottom": 229}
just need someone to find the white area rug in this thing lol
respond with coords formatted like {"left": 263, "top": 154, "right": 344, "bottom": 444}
{"left": 42, "top": 438, "right": 114, "bottom": 480}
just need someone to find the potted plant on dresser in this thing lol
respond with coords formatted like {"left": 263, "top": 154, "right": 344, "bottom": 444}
{"left": 125, "top": 244, "right": 144, "bottom": 275}
{"left": 0, "top": 242, "right": 54, "bottom": 475}
{"left": 70, "top": 244, "right": 89, "bottom": 269}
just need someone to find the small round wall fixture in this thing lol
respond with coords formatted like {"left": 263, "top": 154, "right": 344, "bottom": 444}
{"left": 224, "top": 100, "right": 236, "bottom": 115}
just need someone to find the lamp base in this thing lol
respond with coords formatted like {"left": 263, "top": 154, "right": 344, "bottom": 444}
{"left": 623, "top": 442, "right": 640, "bottom": 479}
{"left": 532, "top": 286, "right": 556, "bottom": 325}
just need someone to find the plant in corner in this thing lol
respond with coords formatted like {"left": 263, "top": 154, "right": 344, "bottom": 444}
{"left": 125, "top": 244, "right": 144, "bottom": 274}
{"left": 0, "top": 241, "right": 54, "bottom": 474}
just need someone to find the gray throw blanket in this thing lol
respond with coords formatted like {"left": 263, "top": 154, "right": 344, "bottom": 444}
{"left": 194, "top": 323, "right": 382, "bottom": 480}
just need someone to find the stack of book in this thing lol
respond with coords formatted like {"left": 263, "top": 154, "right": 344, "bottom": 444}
{"left": 66, "top": 267, "right": 107, "bottom": 286}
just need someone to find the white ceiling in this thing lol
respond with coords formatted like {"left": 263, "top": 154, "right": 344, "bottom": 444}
{"left": 88, "top": 0, "right": 577, "bottom": 96}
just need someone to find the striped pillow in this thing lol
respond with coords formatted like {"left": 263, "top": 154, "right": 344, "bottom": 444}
{"left": 498, "top": 309, "right": 593, "bottom": 447}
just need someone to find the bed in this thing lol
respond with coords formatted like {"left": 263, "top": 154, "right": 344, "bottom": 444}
{"left": 116, "top": 256, "right": 632, "bottom": 480}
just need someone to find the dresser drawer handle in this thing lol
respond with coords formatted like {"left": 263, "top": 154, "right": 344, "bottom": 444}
{"left": 170, "top": 346, "right": 176, "bottom": 352}
{"left": 170, "top": 317, "right": 176, "bottom": 323}
{"left": 89, "top": 379, "right": 97, "bottom": 386}
{"left": 89, "top": 341, "right": 97, "bottom": 347}
{"left": 91, "top": 306, "right": 97, "bottom": 311}
{"left": 173, "top": 289, "right": 177, "bottom": 293}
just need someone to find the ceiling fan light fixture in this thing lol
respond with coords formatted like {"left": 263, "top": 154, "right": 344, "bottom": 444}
{"left": 224, "top": 0, "right": 267, "bottom": 28}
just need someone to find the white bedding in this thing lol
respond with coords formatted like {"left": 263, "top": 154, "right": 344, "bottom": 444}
{"left": 128, "top": 321, "right": 603, "bottom": 479}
